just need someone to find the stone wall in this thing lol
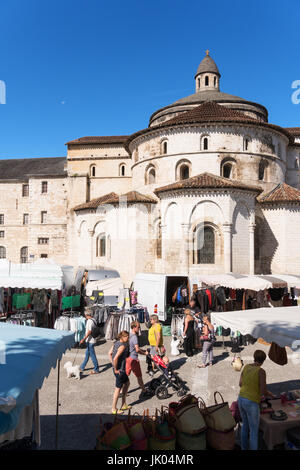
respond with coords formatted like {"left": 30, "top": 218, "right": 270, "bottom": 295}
{"left": 0, "top": 176, "right": 68, "bottom": 264}
{"left": 130, "top": 124, "right": 288, "bottom": 195}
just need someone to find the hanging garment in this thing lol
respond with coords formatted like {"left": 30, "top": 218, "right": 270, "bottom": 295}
{"left": 61, "top": 295, "right": 80, "bottom": 310}
{"left": 181, "top": 285, "right": 189, "bottom": 306}
{"left": 171, "top": 314, "right": 185, "bottom": 337}
{"left": 32, "top": 290, "right": 48, "bottom": 313}
{"left": 12, "top": 293, "right": 31, "bottom": 309}
{"left": 268, "top": 342, "right": 288, "bottom": 366}
{"left": 196, "top": 290, "right": 209, "bottom": 314}
{"left": 215, "top": 287, "right": 226, "bottom": 306}
{"left": 130, "top": 291, "right": 138, "bottom": 306}
{"left": 0, "top": 288, "right": 4, "bottom": 313}
{"left": 268, "top": 288, "right": 285, "bottom": 302}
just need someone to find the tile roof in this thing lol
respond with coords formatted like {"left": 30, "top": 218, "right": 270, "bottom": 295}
{"left": 66, "top": 136, "right": 129, "bottom": 146}
{"left": 73, "top": 191, "right": 157, "bottom": 211}
{"left": 284, "top": 127, "right": 300, "bottom": 135}
{"left": 258, "top": 183, "right": 300, "bottom": 204}
{"left": 73, "top": 192, "right": 119, "bottom": 211}
{"left": 126, "top": 102, "right": 294, "bottom": 151}
{"left": 154, "top": 172, "right": 263, "bottom": 195}
{"left": 0, "top": 157, "right": 66, "bottom": 180}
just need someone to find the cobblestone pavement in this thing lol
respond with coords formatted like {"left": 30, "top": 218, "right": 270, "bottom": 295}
{"left": 39, "top": 327, "right": 300, "bottom": 450}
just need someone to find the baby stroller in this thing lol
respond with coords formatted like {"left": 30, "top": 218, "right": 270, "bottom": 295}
{"left": 148, "top": 354, "right": 189, "bottom": 400}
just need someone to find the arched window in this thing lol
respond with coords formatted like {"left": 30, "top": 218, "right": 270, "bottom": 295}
{"left": 107, "top": 235, "right": 111, "bottom": 260}
{"left": 244, "top": 137, "right": 250, "bottom": 151}
{"left": 20, "top": 246, "right": 28, "bottom": 263}
{"left": 198, "top": 78, "right": 200, "bottom": 89}
{"left": 120, "top": 164, "right": 126, "bottom": 176}
{"left": 258, "top": 160, "right": 267, "bottom": 181}
{"left": 0, "top": 246, "right": 6, "bottom": 259}
{"left": 222, "top": 163, "right": 232, "bottom": 179}
{"left": 90, "top": 165, "right": 96, "bottom": 177}
{"left": 180, "top": 165, "right": 190, "bottom": 180}
{"left": 193, "top": 226, "right": 215, "bottom": 264}
{"left": 146, "top": 167, "right": 156, "bottom": 184}
{"left": 162, "top": 141, "right": 168, "bottom": 154}
{"left": 205, "top": 76, "right": 209, "bottom": 86}
{"left": 202, "top": 136, "right": 209, "bottom": 150}
{"left": 214, "top": 76, "right": 216, "bottom": 87}
{"left": 96, "top": 234, "right": 106, "bottom": 257}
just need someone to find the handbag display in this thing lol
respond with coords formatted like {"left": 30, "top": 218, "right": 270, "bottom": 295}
{"left": 169, "top": 395, "right": 207, "bottom": 435}
{"left": 206, "top": 427, "right": 235, "bottom": 450}
{"left": 99, "top": 417, "right": 131, "bottom": 450}
{"left": 202, "top": 391, "right": 236, "bottom": 433}
{"left": 126, "top": 411, "right": 148, "bottom": 451}
{"left": 147, "top": 408, "right": 176, "bottom": 451}
{"left": 176, "top": 429, "right": 206, "bottom": 450}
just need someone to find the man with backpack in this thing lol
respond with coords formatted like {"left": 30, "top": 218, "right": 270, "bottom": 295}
{"left": 79, "top": 307, "right": 100, "bottom": 374}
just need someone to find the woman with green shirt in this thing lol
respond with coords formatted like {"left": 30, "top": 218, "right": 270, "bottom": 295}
{"left": 238, "top": 350, "right": 275, "bottom": 450}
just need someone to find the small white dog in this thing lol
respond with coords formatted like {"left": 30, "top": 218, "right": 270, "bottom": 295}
{"left": 171, "top": 336, "right": 181, "bottom": 356}
{"left": 63, "top": 361, "right": 81, "bottom": 380}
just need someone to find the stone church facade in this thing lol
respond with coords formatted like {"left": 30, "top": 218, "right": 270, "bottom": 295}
{"left": 1, "top": 52, "right": 300, "bottom": 286}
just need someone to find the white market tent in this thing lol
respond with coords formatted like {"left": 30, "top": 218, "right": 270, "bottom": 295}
{"left": 0, "top": 258, "right": 63, "bottom": 290}
{"left": 211, "top": 306, "right": 300, "bottom": 348}
{"left": 190, "top": 273, "right": 300, "bottom": 290}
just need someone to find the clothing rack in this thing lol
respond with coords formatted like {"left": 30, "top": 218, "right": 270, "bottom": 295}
{"left": 7, "top": 311, "right": 37, "bottom": 327}
{"left": 61, "top": 310, "right": 83, "bottom": 318}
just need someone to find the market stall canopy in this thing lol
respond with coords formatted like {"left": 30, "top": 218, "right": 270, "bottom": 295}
{"left": 0, "top": 323, "right": 75, "bottom": 434}
{"left": 211, "top": 306, "right": 300, "bottom": 348}
{"left": 190, "top": 273, "right": 300, "bottom": 290}
{"left": 85, "top": 278, "right": 124, "bottom": 297}
{"left": 0, "top": 258, "right": 63, "bottom": 290}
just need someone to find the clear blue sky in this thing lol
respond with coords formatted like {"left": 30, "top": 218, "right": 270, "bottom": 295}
{"left": 0, "top": 0, "right": 299, "bottom": 159}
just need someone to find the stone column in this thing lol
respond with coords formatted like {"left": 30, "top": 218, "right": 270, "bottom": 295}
{"left": 181, "top": 223, "right": 190, "bottom": 274}
{"left": 88, "top": 229, "right": 94, "bottom": 266}
{"left": 223, "top": 223, "right": 232, "bottom": 273}
{"left": 249, "top": 223, "right": 256, "bottom": 275}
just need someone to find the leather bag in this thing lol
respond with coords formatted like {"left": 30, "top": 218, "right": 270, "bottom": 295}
{"left": 268, "top": 342, "right": 288, "bottom": 366}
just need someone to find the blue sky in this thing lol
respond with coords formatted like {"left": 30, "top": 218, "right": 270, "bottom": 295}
{"left": 0, "top": 0, "right": 299, "bottom": 159}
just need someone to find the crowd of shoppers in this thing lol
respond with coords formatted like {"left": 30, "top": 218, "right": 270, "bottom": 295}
{"left": 76, "top": 306, "right": 277, "bottom": 451}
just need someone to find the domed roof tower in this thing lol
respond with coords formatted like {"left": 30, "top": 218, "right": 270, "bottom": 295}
{"left": 148, "top": 51, "right": 268, "bottom": 126}
{"left": 195, "top": 50, "right": 221, "bottom": 92}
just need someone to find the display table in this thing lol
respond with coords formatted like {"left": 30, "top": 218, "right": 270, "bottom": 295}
{"left": 260, "top": 399, "right": 300, "bottom": 449}
{"left": 0, "top": 390, "right": 40, "bottom": 447}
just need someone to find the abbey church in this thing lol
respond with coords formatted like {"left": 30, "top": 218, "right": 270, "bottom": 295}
{"left": 1, "top": 52, "right": 300, "bottom": 285}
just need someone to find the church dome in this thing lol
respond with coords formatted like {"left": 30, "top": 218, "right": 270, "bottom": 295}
{"left": 149, "top": 52, "right": 268, "bottom": 126}
{"left": 195, "top": 52, "right": 220, "bottom": 77}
